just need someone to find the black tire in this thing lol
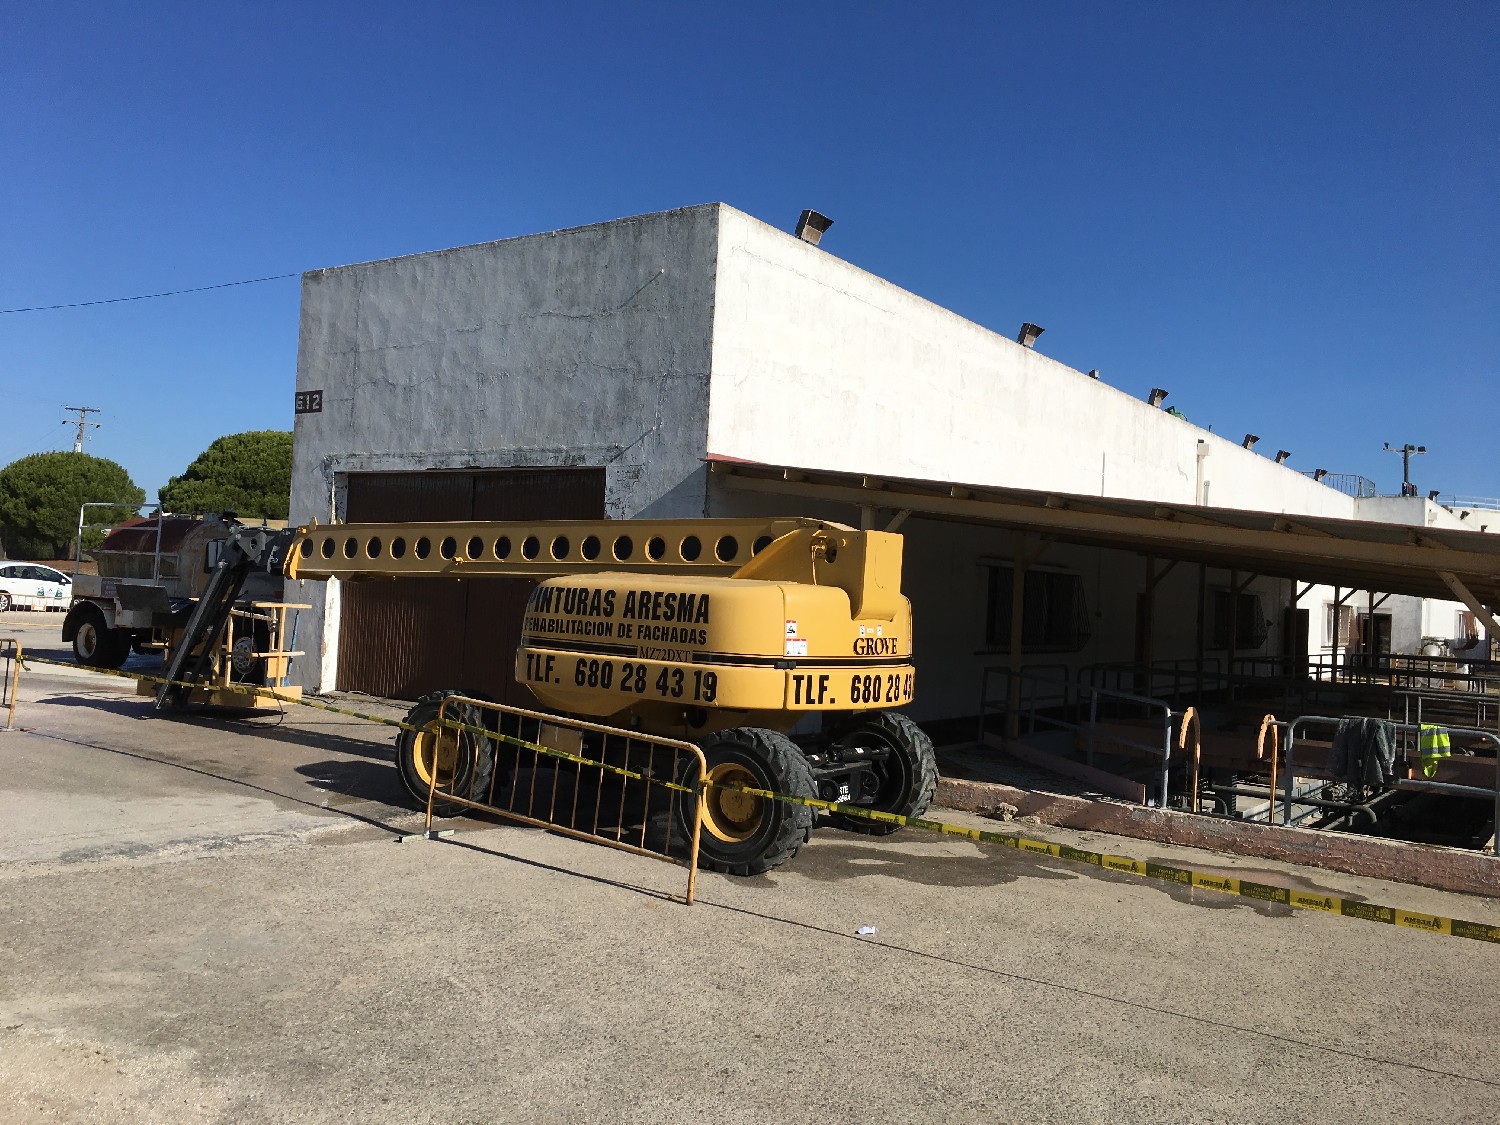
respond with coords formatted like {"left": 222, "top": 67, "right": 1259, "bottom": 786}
{"left": 394, "top": 690, "right": 497, "bottom": 817}
{"left": 72, "top": 609, "right": 131, "bottom": 669}
{"left": 680, "top": 727, "right": 816, "bottom": 876}
{"left": 828, "top": 711, "right": 938, "bottom": 836}
{"left": 226, "top": 623, "right": 270, "bottom": 685}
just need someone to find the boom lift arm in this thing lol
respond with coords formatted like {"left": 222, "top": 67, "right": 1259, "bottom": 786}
{"left": 152, "top": 525, "right": 296, "bottom": 711}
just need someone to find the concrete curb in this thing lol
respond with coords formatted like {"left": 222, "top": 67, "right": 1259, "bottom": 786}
{"left": 934, "top": 774, "right": 1499, "bottom": 898}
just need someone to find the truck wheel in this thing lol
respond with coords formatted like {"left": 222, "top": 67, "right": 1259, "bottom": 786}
{"left": 227, "top": 624, "right": 270, "bottom": 684}
{"left": 681, "top": 727, "right": 815, "bottom": 876}
{"left": 72, "top": 610, "right": 131, "bottom": 669}
{"left": 828, "top": 712, "right": 938, "bottom": 836}
{"left": 394, "top": 691, "right": 496, "bottom": 817}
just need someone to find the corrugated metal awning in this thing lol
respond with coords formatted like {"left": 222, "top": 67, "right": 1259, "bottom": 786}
{"left": 707, "top": 458, "right": 1500, "bottom": 611}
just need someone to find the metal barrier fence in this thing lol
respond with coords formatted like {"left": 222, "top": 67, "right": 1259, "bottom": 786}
{"left": 1393, "top": 689, "right": 1499, "bottom": 733}
{"left": 420, "top": 694, "right": 707, "bottom": 904}
{"left": 1280, "top": 715, "right": 1500, "bottom": 856}
{"left": 1079, "top": 658, "right": 1224, "bottom": 706}
{"left": 1, "top": 639, "right": 19, "bottom": 730}
{"left": 978, "top": 666, "right": 1185, "bottom": 807}
{"left": 1305, "top": 653, "right": 1499, "bottom": 695}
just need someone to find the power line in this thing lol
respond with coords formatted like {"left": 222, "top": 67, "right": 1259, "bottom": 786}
{"left": 0, "top": 272, "right": 299, "bottom": 314}
{"left": 0, "top": 421, "right": 69, "bottom": 464}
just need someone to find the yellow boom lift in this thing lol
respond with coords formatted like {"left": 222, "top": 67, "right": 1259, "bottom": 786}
{"left": 151, "top": 517, "right": 938, "bottom": 874}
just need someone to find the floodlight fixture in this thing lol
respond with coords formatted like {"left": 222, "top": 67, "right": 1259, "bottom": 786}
{"left": 1087, "top": 368, "right": 1100, "bottom": 379}
{"left": 1383, "top": 440, "right": 1427, "bottom": 492}
{"left": 1313, "top": 469, "right": 1329, "bottom": 482}
{"left": 1017, "top": 323, "right": 1044, "bottom": 348}
{"left": 1428, "top": 490, "right": 1441, "bottom": 501}
{"left": 794, "top": 209, "right": 833, "bottom": 246}
{"left": 1147, "top": 388, "right": 1169, "bottom": 407}
{"left": 1242, "top": 434, "right": 1259, "bottom": 449}
{"left": 1274, "top": 449, "right": 1291, "bottom": 464}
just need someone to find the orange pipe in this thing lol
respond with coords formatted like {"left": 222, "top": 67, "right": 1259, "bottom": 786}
{"left": 1179, "top": 707, "right": 1202, "bottom": 813}
{"left": 1257, "top": 714, "right": 1281, "bottom": 825}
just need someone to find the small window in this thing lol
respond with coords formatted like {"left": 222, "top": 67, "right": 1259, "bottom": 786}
{"left": 985, "top": 565, "right": 1091, "bottom": 653}
{"left": 1211, "top": 590, "right": 1268, "bottom": 649}
{"left": 1324, "top": 603, "right": 1357, "bottom": 647}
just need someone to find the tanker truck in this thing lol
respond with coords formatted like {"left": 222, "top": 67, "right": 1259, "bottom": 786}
{"left": 64, "top": 511, "right": 285, "bottom": 677}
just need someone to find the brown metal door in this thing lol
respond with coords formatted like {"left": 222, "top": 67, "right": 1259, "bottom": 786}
{"left": 466, "top": 469, "right": 608, "bottom": 706}
{"left": 336, "top": 469, "right": 605, "bottom": 702}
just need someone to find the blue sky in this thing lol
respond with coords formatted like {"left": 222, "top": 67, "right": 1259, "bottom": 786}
{"left": 3, "top": 2, "right": 1496, "bottom": 501}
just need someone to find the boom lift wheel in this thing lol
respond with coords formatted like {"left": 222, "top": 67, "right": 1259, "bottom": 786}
{"left": 827, "top": 711, "right": 938, "bottom": 836}
{"left": 394, "top": 691, "right": 497, "bottom": 817}
{"left": 680, "top": 727, "right": 815, "bottom": 876}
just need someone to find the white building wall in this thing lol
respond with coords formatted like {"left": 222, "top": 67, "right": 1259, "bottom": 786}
{"left": 707, "top": 207, "right": 1353, "bottom": 518}
{"left": 285, "top": 202, "right": 1489, "bottom": 713}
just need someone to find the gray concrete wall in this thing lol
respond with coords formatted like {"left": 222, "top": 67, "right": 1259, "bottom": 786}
{"left": 288, "top": 206, "right": 722, "bottom": 689}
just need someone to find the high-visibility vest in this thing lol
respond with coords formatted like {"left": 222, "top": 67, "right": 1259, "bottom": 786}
{"left": 1419, "top": 724, "right": 1451, "bottom": 778}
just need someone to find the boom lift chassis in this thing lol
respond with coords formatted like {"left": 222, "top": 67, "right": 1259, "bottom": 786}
{"left": 153, "top": 517, "right": 938, "bottom": 874}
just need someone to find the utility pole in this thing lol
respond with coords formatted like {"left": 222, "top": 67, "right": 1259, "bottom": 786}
{"left": 63, "top": 405, "right": 101, "bottom": 453}
{"left": 1383, "top": 441, "right": 1426, "bottom": 497}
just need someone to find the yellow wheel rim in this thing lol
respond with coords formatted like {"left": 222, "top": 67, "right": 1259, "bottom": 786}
{"left": 702, "top": 762, "right": 763, "bottom": 843}
{"left": 411, "top": 724, "right": 461, "bottom": 788}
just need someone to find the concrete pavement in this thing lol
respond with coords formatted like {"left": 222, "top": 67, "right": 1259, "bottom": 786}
{"left": 3, "top": 625, "right": 1500, "bottom": 1123}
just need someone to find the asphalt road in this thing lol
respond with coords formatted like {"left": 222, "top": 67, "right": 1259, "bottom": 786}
{"left": 3, "top": 616, "right": 1500, "bottom": 1123}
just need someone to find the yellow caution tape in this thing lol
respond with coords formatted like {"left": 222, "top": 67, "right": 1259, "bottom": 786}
{"left": 16, "top": 654, "right": 1500, "bottom": 944}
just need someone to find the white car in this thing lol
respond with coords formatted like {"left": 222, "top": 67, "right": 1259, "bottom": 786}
{"left": 0, "top": 563, "right": 72, "bottom": 611}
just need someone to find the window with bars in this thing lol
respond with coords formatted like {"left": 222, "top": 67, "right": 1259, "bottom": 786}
{"left": 1210, "top": 590, "right": 1268, "bottom": 649}
{"left": 1324, "top": 603, "right": 1358, "bottom": 647}
{"left": 985, "top": 565, "right": 1091, "bottom": 653}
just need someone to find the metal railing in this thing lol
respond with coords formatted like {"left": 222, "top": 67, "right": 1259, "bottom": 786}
{"left": 978, "top": 665, "right": 1185, "bottom": 807}
{"left": 74, "top": 501, "right": 163, "bottom": 580}
{"left": 1302, "top": 472, "right": 1376, "bottom": 498}
{"left": 1078, "top": 658, "right": 1225, "bottom": 706}
{"left": 1, "top": 639, "right": 19, "bottom": 730}
{"left": 1305, "top": 653, "right": 1500, "bottom": 695}
{"left": 1280, "top": 716, "right": 1499, "bottom": 856}
{"left": 1433, "top": 494, "right": 1500, "bottom": 512}
{"left": 422, "top": 694, "right": 707, "bottom": 903}
{"left": 1393, "top": 690, "right": 1499, "bottom": 733}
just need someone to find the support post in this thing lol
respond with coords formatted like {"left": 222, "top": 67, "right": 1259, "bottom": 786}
{"left": 1006, "top": 534, "right": 1030, "bottom": 739}
{"left": 1329, "top": 586, "right": 1357, "bottom": 683}
{"left": 1227, "top": 570, "right": 1239, "bottom": 702}
{"left": 1138, "top": 557, "right": 1157, "bottom": 697}
{"left": 1436, "top": 571, "right": 1500, "bottom": 640}
{"left": 1195, "top": 564, "right": 1207, "bottom": 705}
